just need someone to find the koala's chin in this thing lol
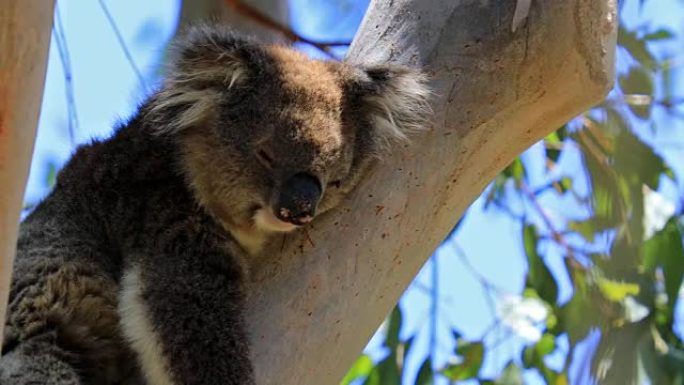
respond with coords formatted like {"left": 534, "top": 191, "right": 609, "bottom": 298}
{"left": 253, "top": 208, "right": 301, "bottom": 233}
{"left": 227, "top": 207, "right": 302, "bottom": 256}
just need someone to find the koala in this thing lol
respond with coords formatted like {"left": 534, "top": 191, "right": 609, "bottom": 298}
{"left": 0, "top": 25, "right": 430, "bottom": 385}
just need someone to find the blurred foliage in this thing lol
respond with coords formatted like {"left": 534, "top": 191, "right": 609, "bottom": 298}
{"left": 343, "top": 0, "right": 684, "bottom": 384}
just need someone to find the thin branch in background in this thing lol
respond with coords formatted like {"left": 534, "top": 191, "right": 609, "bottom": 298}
{"left": 519, "top": 182, "right": 586, "bottom": 272}
{"left": 490, "top": 197, "right": 526, "bottom": 220}
{"left": 53, "top": 2, "right": 78, "bottom": 145}
{"left": 98, "top": 0, "right": 148, "bottom": 91}
{"left": 449, "top": 241, "right": 507, "bottom": 295}
{"left": 448, "top": 241, "right": 505, "bottom": 322}
{"left": 538, "top": 235, "right": 601, "bottom": 259}
{"left": 430, "top": 253, "right": 439, "bottom": 362}
{"left": 222, "top": 0, "right": 351, "bottom": 59}
{"left": 480, "top": 318, "right": 503, "bottom": 341}
{"left": 484, "top": 327, "right": 516, "bottom": 353}
{"left": 411, "top": 282, "right": 457, "bottom": 310}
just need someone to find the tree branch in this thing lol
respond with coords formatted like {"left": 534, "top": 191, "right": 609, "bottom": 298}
{"left": 245, "top": 1, "right": 617, "bottom": 384}
{"left": 0, "top": 0, "right": 55, "bottom": 344}
{"left": 222, "top": 0, "right": 350, "bottom": 58}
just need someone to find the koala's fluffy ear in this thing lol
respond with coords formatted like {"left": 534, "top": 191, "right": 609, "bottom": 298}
{"left": 147, "top": 26, "right": 254, "bottom": 134}
{"left": 354, "top": 65, "right": 432, "bottom": 152}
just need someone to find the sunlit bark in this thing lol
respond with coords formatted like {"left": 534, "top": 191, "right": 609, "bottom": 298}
{"left": 0, "top": 0, "right": 54, "bottom": 344}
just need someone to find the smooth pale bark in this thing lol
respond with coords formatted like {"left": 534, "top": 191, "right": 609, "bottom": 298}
{"left": 0, "top": 1, "right": 54, "bottom": 344}
{"left": 246, "top": 1, "right": 617, "bottom": 384}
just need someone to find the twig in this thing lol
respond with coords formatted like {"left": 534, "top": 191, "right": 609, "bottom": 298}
{"left": 53, "top": 2, "right": 78, "bottom": 145}
{"left": 98, "top": 0, "right": 148, "bottom": 91}
{"left": 448, "top": 242, "right": 506, "bottom": 323}
{"left": 222, "top": 0, "right": 350, "bottom": 59}
{"left": 490, "top": 198, "right": 525, "bottom": 220}
{"left": 519, "top": 182, "right": 585, "bottom": 271}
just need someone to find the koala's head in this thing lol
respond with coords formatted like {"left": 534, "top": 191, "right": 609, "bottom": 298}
{"left": 147, "top": 26, "right": 430, "bottom": 253}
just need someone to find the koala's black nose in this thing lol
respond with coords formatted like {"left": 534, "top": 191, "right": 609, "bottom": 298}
{"left": 276, "top": 173, "right": 322, "bottom": 225}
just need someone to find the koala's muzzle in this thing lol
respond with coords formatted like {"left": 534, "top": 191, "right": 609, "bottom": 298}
{"left": 276, "top": 173, "right": 321, "bottom": 225}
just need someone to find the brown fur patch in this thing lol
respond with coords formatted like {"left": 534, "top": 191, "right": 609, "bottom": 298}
{"left": 267, "top": 46, "right": 347, "bottom": 153}
{"left": 7, "top": 263, "right": 125, "bottom": 378}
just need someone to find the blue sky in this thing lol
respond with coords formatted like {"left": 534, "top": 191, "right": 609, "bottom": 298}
{"left": 25, "top": 1, "right": 684, "bottom": 384}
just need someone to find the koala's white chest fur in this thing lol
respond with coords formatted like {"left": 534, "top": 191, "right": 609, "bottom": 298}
{"left": 119, "top": 266, "right": 176, "bottom": 385}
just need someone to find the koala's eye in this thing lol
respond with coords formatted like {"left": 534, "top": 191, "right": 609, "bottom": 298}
{"left": 255, "top": 148, "right": 275, "bottom": 169}
{"left": 328, "top": 180, "right": 341, "bottom": 189}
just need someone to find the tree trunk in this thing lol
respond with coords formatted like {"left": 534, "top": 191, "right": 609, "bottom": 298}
{"left": 0, "top": 1, "right": 54, "bottom": 344}
{"left": 245, "top": 1, "right": 617, "bottom": 384}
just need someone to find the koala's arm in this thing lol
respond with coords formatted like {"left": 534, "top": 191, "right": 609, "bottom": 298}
{"left": 119, "top": 235, "right": 254, "bottom": 385}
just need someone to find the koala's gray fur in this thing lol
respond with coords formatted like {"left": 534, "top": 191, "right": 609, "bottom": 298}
{"left": 0, "top": 25, "right": 430, "bottom": 385}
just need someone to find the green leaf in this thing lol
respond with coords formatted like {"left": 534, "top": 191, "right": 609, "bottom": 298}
{"left": 362, "top": 367, "right": 380, "bottom": 385}
{"left": 555, "top": 373, "right": 569, "bottom": 385}
{"left": 441, "top": 342, "right": 484, "bottom": 381}
{"left": 495, "top": 363, "right": 523, "bottom": 385}
{"left": 664, "top": 345, "right": 684, "bottom": 378}
{"left": 558, "top": 177, "right": 573, "bottom": 194}
{"left": 545, "top": 131, "right": 561, "bottom": 145}
{"left": 341, "top": 355, "right": 374, "bottom": 385}
{"left": 597, "top": 277, "right": 640, "bottom": 302}
{"left": 22, "top": 202, "right": 35, "bottom": 212}
{"left": 385, "top": 306, "right": 402, "bottom": 351}
{"left": 638, "top": 327, "right": 673, "bottom": 385}
{"left": 545, "top": 131, "right": 563, "bottom": 167}
{"left": 559, "top": 274, "right": 595, "bottom": 346}
{"left": 662, "top": 58, "right": 673, "bottom": 106}
{"left": 556, "top": 125, "right": 568, "bottom": 142}
{"left": 365, "top": 354, "right": 401, "bottom": 385}
{"left": 569, "top": 220, "right": 597, "bottom": 243}
{"left": 363, "top": 307, "right": 404, "bottom": 385}
{"left": 615, "top": 128, "right": 666, "bottom": 191}
{"left": 503, "top": 158, "right": 526, "bottom": 187}
{"left": 402, "top": 336, "right": 415, "bottom": 372}
{"left": 574, "top": 126, "right": 627, "bottom": 239}
{"left": 523, "top": 225, "right": 558, "bottom": 304}
{"left": 619, "top": 66, "right": 652, "bottom": 94}
{"left": 546, "top": 148, "right": 562, "bottom": 164}
{"left": 415, "top": 358, "right": 433, "bottom": 385}
{"left": 618, "top": 26, "right": 657, "bottom": 69}
{"left": 618, "top": 67, "right": 654, "bottom": 119}
{"left": 592, "top": 323, "right": 645, "bottom": 384}
{"left": 46, "top": 161, "right": 58, "bottom": 189}
{"left": 522, "top": 333, "right": 556, "bottom": 368}
{"left": 641, "top": 218, "right": 684, "bottom": 323}
{"left": 643, "top": 29, "right": 675, "bottom": 41}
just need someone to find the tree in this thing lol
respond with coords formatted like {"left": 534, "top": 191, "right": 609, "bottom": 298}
{"left": 0, "top": 0, "right": 54, "bottom": 343}
{"left": 0, "top": 1, "right": 617, "bottom": 385}
{"left": 243, "top": 1, "right": 616, "bottom": 384}
{"left": 344, "top": 1, "right": 684, "bottom": 384}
